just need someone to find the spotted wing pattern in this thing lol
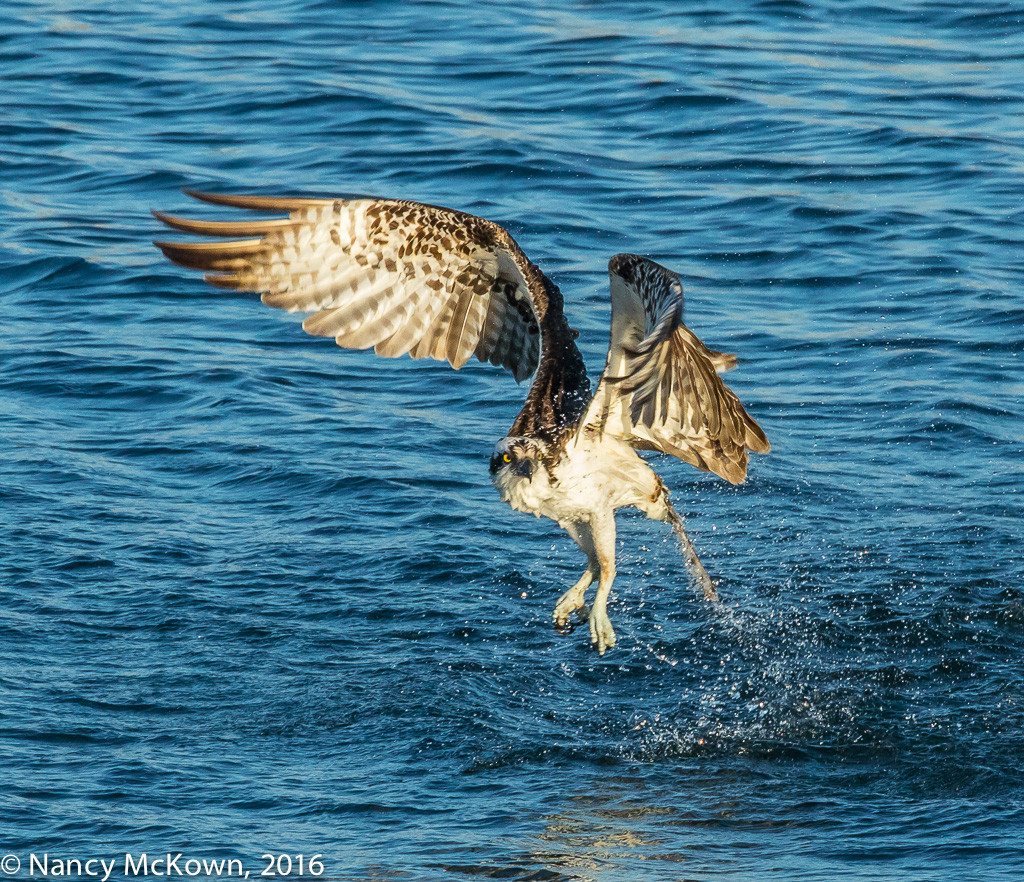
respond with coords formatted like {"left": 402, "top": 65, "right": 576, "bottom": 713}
{"left": 154, "top": 192, "right": 543, "bottom": 382}
{"left": 582, "top": 254, "right": 769, "bottom": 484}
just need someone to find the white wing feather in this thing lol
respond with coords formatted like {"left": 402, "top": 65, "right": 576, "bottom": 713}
{"left": 582, "top": 254, "right": 769, "bottom": 484}
{"left": 154, "top": 194, "right": 542, "bottom": 382}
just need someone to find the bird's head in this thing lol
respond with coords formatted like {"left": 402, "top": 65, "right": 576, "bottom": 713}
{"left": 489, "top": 436, "right": 547, "bottom": 484}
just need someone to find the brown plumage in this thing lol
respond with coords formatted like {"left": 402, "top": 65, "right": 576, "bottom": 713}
{"left": 583, "top": 253, "right": 769, "bottom": 484}
{"left": 155, "top": 191, "right": 771, "bottom": 653}
{"left": 154, "top": 192, "right": 587, "bottom": 436}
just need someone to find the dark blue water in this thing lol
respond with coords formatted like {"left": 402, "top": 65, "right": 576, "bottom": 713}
{"left": 3, "top": 1, "right": 1023, "bottom": 879}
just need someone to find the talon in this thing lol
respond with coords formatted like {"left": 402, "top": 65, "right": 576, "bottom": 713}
{"left": 553, "top": 586, "right": 587, "bottom": 630}
{"left": 554, "top": 619, "right": 576, "bottom": 635}
{"left": 588, "top": 607, "right": 616, "bottom": 655}
{"left": 554, "top": 603, "right": 588, "bottom": 634}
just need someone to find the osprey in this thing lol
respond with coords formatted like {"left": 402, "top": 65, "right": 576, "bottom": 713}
{"left": 154, "top": 192, "right": 769, "bottom": 654}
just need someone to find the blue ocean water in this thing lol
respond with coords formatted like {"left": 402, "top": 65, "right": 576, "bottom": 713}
{"left": 2, "top": 0, "right": 1023, "bottom": 879}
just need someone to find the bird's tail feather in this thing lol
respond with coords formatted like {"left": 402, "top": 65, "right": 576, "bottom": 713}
{"left": 706, "top": 348, "right": 738, "bottom": 373}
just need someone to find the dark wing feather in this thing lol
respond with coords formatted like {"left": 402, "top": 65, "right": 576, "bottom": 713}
{"left": 154, "top": 192, "right": 545, "bottom": 382}
{"left": 581, "top": 254, "right": 769, "bottom": 484}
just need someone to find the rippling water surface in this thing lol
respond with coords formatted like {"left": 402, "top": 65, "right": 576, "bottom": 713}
{"left": 3, "top": 1, "right": 1023, "bottom": 879}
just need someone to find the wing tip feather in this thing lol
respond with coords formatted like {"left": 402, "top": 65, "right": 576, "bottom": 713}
{"left": 182, "top": 189, "right": 333, "bottom": 211}
{"left": 155, "top": 190, "right": 543, "bottom": 383}
{"left": 153, "top": 208, "right": 298, "bottom": 238}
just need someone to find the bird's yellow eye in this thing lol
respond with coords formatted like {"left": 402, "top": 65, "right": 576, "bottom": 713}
{"left": 502, "top": 453, "right": 512, "bottom": 463}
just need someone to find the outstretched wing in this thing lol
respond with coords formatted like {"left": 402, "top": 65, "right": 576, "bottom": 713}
{"left": 581, "top": 253, "right": 769, "bottom": 484}
{"left": 154, "top": 192, "right": 545, "bottom": 382}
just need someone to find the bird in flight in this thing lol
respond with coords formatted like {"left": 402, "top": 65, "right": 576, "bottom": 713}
{"left": 154, "top": 192, "right": 769, "bottom": 654}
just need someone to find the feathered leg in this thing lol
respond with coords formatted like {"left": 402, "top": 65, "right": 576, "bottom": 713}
{"left": 588, "top": 510, "right": 618, "bottom": 655}
{"left": 554, "top": 520, "right": 597, "bottom": 629}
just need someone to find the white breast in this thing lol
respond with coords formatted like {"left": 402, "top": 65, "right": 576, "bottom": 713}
{"left": 492, "top": 433, "right": 661, "bottom": 526}
{"left": 492, "top": 462, "right": 555, "bottom": 517}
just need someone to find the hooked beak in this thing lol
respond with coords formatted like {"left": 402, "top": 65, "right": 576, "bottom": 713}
{"left": 512, "top": 459, "right": 535, "bottom": 480}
